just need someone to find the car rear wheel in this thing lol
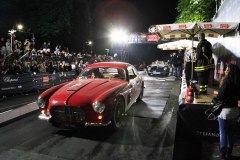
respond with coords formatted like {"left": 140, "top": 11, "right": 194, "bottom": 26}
{"left": 109, "top": 97, "right": 125, "bottom": 131}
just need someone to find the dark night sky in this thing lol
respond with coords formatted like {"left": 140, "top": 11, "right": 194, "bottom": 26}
{"left": 133, "top": 0, "right": 179, "bottom": 30}
{"left": 94, "top": 0, "right": 178, "bottom": 36}
{"left": 93, "top": 0, "right": 179, "bottom": 64}
{"left": 0, "top": 0, "right": 179, "bottom": 64}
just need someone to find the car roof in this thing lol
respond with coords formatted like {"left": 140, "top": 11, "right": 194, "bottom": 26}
{"left": 86, "top": 62, "right": 130, "bottom": 70}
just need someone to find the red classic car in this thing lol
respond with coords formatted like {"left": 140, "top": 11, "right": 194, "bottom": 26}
{"left": 37, "top": 62, "right": 144, "bottom": 130}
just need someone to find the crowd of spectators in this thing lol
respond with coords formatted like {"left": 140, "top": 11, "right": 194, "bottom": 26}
{"left": 0, "top": 37, "right": 114, "bottom": 76}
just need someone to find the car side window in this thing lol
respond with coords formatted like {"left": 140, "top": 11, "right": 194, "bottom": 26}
{"left": 128, "top": 67, "right": 136, "bottom": 80}
{"left": 132, "top": 66, "right": 139, "bottom": 76}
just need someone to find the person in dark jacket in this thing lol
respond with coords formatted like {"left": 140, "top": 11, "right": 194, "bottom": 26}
{"left": 195, "top": 32, "right": 215, "bottom": 94}
{"left": 171, "top": 52, "right": 178, "bottom": 76}
{"left": 213, "top": 64, "right": 240, "bottom": 159}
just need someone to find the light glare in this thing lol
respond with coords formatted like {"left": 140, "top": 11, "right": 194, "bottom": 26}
{"left": 17, "top": 24, "right": 23, "bottom": 30}
{"left": 110, "top": 29, "right": 128, "bottom": 43}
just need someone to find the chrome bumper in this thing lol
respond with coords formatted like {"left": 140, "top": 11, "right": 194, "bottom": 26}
{"left": 39, "top": 113, "right": 111, "bottom": 127}
{"left": 85, "top": 121, "right": 111, "bottom": 126}
{"left": 38, "top": 114, "right": 51, "bottom": 121}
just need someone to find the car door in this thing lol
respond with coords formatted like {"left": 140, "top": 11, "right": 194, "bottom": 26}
{"left": 132, "top": 66, "right": 143, "bottom": 97}
{"left": 127, "top": 66, "right": 141, "bottom": 108}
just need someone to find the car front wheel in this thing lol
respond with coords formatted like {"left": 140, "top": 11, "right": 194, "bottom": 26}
{"left": 109, "top": 97, "right": 125, "bottom": 131}
{"left": 49, "top": 118, "right": 61, "bottom": 128}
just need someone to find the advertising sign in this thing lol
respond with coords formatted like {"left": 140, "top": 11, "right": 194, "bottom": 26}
{"left": 0, "top": 71, "right": 77, "bottom": 96}
{"left": 128, "top": 32, "right": 160, "bottom": 44}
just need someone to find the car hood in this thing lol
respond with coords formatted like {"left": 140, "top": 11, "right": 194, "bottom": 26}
{"left": 48, "top": 79, "right": 127, "bottom": 107}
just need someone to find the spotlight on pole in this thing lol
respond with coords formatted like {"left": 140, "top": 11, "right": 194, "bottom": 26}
{"left": 16, "top": 23, "right": 35, "bottom": 49}
{"left": 110, "top": 29, "right": 128, "bottom": 43}
{"left": 109, "top": 28, "right": 128, "bottom": 62}
{"left": 87, "top": 41, "right": 93, "bottom": 55}
{"left": 17, "top": 24, "right": 24, "bottom": 30}
{"left": 8, "top": 28, "right": 16, "bottom": 53}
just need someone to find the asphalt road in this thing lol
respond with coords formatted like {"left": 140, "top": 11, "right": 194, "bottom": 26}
{"left": 0, "top": 72, "right": 180, "bottom": 160}
{"left": 0, "top": 92, "right": 39, "bottom": 113}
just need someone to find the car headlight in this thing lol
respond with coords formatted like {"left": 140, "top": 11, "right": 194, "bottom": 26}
{"left": 93, "top": 101, "right": 106, "bottom": 113}
{"left": 163, "top": 67, "right": 168, "bottom": 71}
{"left": 37, "top": 97, "right": 47, "bottom": 109}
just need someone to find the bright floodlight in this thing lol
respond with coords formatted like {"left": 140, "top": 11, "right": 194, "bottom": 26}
{"left": 88, "top": 41, "right": 92, "bottom": 45}
{"left": 17, "top": 24, "right": 23, "bottom": 30}
{"left": 110, "top": 29, "right": 128, "bottom": 43}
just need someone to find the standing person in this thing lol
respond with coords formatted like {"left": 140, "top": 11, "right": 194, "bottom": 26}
{"left": 168, "top": 53, "right": 173, "bottom": 76}
{"left": 172, "top": 52, "right": 183, "bottom": 79}
{"left": 42, "top": 42, "right": 47, "bottom": 49}
{"left": 213, "top": 64, "right": 240, "bottom": 159}
{"left": 194, "top": 32, "right": 215, "bottom": 94}
{"left": 176, "top": 50, "right": 184, "bottom": 78}
{"left": 185, "top": 49, "right": 193, "bottom": 86}
{"left": 172, "top": 52, "right": 178, "bottom": 76}
{"left": 1, "top": 37, "right": 6, "bottom": 59}
{"left": 24, "top": 39, "right": 31, "bottom": 55}
{"left": 6, "top": 39, "right": 11, "bottom": 57}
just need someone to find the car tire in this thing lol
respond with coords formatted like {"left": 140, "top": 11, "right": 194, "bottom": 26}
{"left": 137, "top": 84, "right": 144, "bottom": 101}
{"left": 109, "top": 97, "right": 125, "bottom": 131}
{"left": 51, "top": 120, "right": 61, "bottom": 128}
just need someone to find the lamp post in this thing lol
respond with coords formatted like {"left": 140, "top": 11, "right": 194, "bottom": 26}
{"left": 109, "top": 28, "right": 128, "bottom": 62}
{"left": 32, "top": 33, "right": 35, "bottom": 48}
{"left": 8, "top": 27, "right": 16, "bottom": 53}
{"left": 17, "top": 24, "right": 35, "bottom": 49}
{"left": 87, "top": 41, "right": 93, "bottom": 55}
{"left": 17, "top": 24, "right": 23, "bottom": 30}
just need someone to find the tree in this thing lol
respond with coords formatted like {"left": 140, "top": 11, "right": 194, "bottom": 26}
{"left": 15, "top": 0, "right": 72, "bottom": 48}
{"left": 0, "top": 0, "right": 23, "bottom": 36}
{"left": 36, "top": 0, "right": 72, "bottom": 40}
{"left": 175, "top": 0, "right": 216, "bottom": 23}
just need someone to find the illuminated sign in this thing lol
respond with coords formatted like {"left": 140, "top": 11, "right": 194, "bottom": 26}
{"left": 128, "top": 33, "right": 160, "bottom": 44}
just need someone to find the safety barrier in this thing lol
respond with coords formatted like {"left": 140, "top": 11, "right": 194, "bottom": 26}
{"left": 0, "top": 71, "right": 77, "bottom": 96}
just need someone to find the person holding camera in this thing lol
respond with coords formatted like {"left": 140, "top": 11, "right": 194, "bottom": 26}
{"left": 213, "top": 64, "right": 240, "bottom": 159}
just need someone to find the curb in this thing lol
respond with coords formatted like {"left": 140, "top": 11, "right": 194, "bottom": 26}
{"left": 0, "top": 102, "right": 38, "bottom": 126}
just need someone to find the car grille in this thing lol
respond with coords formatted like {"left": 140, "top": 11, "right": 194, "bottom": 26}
{"left": 150, "top": 66, "right": 165, "bottom": 72}
{"left": 50, "top": 106, "right": 86, "bottom": 123}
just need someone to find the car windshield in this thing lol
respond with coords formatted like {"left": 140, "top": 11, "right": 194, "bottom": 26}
{"left": 79, "top": 67, "right": 126, "bottom": 80}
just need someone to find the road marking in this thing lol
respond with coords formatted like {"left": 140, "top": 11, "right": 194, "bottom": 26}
{"left": 0, "top": 109, "right": 12, "bottom": 114}
{"left": 0, "top": 101, "right": 35, "bottom": 112}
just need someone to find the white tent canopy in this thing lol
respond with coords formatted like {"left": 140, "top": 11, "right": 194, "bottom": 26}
{"left": 149, "top": 22, "right": 239, "bottom": 39}
{"left": 149, "top": 22, "right": 239, "bottom": 81}
{"left": 157, "top": 39, "right": 199, "bottom": 50}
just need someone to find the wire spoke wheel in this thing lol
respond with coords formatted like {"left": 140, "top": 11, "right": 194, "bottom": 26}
{"left": 110, "top": 97, "right": 125, "bottom": 130}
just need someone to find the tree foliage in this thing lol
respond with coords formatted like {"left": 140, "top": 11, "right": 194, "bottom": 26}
{"left": 0, "top": 0, "right": 97, "bottom": 50}
{"left": 175, "top": 0, "right": 216, "bottom": 23}
{"left": 0, "top": 0, "right": 22, "bottom": 35}
{"left": 25, "top": 0, "right": 73, "bottom": 41}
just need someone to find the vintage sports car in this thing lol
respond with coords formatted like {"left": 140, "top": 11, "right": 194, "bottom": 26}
{"left": 37, "top": 62, "right": 144, "bottom": 130}
{"left": 147, "top": 60, "right": 170, "bottom": 76}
